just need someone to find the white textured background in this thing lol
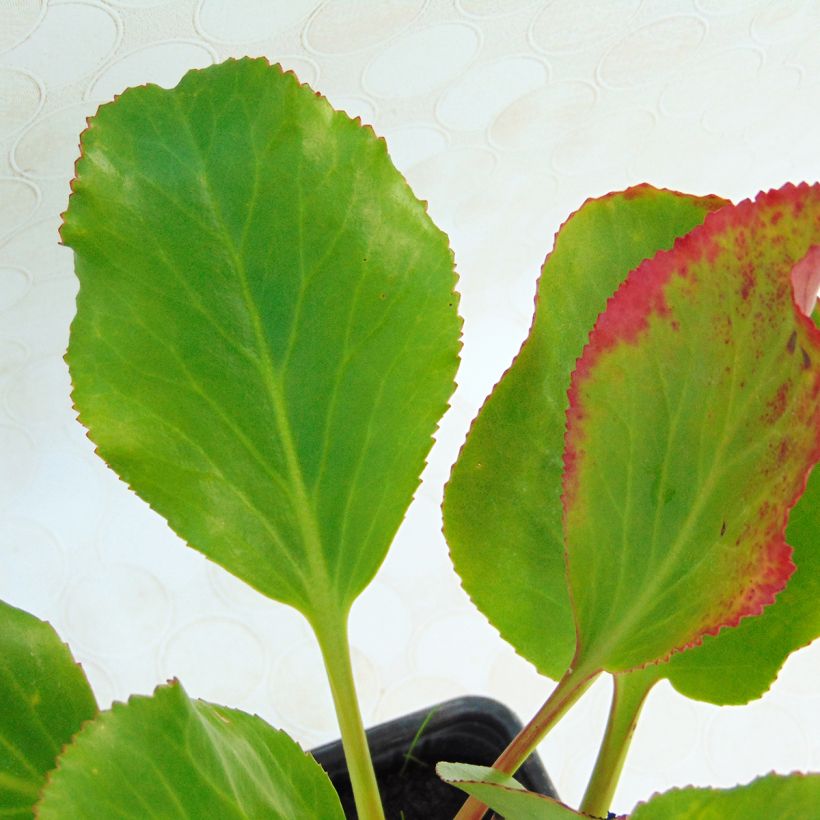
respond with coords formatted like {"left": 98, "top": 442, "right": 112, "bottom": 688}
{"left": 1, "top": 0, "right": 819, "bottom": 815}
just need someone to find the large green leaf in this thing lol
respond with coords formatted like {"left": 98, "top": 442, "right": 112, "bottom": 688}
{"left": 629, "top": 773, "right": 820, "bottom": 819}
{"left": 443, "top": 187, "right": 725, "bottom": 679}
{"left": 36, "top": 681, "right": 344, "bottom": 818}
{"left": 439, "top": 765, "right": 820, "bottom": 819}
{"left": 0, "top": 600, "right": 97, "bottom": 818}
{"left": 564, "top": 184, "right": 820, "bottom": 674}
{"left": 62, "top": 58, "right": 460, "bottom": 620}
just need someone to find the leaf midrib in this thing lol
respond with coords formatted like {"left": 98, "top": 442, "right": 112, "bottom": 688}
{"left": 171, "top": 93, "right": 334, "bottom": 614}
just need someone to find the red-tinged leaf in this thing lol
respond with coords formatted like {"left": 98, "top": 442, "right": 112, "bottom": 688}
{"left": 563, "top": 183, "right": 820, "bottom": 674}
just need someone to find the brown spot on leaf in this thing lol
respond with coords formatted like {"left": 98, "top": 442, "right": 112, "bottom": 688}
{"left": 802, "top": 347, "right": 811, "bottom": 370}
{"left": 765, "top": 383, "right": 789, "bottom": 423}
{"left": 787, "top": 330, "right": 797, "bottom": 354}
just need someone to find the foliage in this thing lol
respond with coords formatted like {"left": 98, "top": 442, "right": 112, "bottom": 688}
{"left": 4, "top": 58, "right": 818, "bottom": 819}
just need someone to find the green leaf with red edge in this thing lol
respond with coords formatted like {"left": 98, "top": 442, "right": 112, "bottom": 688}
{"left": 36, "top": 681, "right": 344, "bottom": 819}
{"left": 564, "top": 183, "right": 820, "bottom": 675}
{"left": 0, "top": 599, "right": 97, "bottom": 819}
{"left": 443, "top": 187, "right": 726, "bottom": 680}
{"left": 629, "top": 772, "right": 820, "bottom": 819}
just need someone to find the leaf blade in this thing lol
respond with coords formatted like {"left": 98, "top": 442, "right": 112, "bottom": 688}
{"left": 36, "top": 681, "right": 344, "bottom": 819}
{"left": 63, "top": 58, "right": 461, "bottom": 618}
{"left": 564, "top": 183, "right": 820, "bottom": 673}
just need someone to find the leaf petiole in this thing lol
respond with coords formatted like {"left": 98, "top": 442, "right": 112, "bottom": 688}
{"left": 580, "top": 665, "right": 660, "bottom": 818}
{"left": 313, "top": 610, "right": 385, "bottom": 820}
{"left": 454, "top": 659, "right": 600, "bottom": 820}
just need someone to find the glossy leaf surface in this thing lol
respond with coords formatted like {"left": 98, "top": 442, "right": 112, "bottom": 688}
{"left": 564, "top": 184, "right": 820, "bottom": 673}
{"left": 63, "top": 58, "right": 460, "bottom": 619}
{"left": 37, "top": 681, "right": 344, "bottom": 819}
{"left": 0, "top": 600, "right": 97, "bottom": 819}
{"left": 444, "top": 187, "right": 724, "bottom": 678}
{"left": 629, "top": 773, "right": 820, "bottom": 819}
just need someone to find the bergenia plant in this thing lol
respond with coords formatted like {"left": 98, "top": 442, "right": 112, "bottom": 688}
{"left": 440, "top": 183, "right": 820, "bottom": 818}
{"left": 2, "top": 58, "right": 818, "bottom": 820}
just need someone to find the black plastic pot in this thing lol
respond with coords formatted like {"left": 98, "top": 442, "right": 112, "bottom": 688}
{"left": 310, "top": 695, "right": 557, "bottom": 819}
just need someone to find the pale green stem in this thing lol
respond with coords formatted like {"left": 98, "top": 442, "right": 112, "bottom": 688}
{"left": 580, "top": 666, "right": 660, "bottom": 819}
{"left": 454, "top": 661, "right": 600, "bottom": 820}
{"left": 312, "top": 611, "right": 385, "bottom": 820}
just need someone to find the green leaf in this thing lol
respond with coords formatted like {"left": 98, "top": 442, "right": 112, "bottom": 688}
{"left": 0, "top": 599, "right": 97, "bottom": 818}
{"left": 62, "top": 58, "right": 460, "bottom": 621}
{"left": 663, "top": 461, "right": 820, "bottom": 703}
{"left": 564, "top": 184, "right": 820, "bottom": 674}
{"left": 443, "top": 186, "right": 725, "bottom": 679}
{"left": 36, "top": 681, "right": 344, "bottom": 819}
{"left": 629, "top": 772, "right": 820, "bottom": 819}
{"left": 437, "top": 762, "right": 588, "bottom": 819}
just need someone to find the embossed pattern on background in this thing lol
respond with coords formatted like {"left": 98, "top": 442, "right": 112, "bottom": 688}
{"left": 1, "top": 1, "right": 819, "bottom": 813}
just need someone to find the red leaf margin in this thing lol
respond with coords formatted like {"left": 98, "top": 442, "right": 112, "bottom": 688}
{"left": 562, "top": 182, "right": 820, "bottom": 658}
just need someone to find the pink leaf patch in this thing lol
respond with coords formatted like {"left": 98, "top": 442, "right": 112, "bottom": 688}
{"left": 791, "top": 244, "right": 820, "bottom": 317}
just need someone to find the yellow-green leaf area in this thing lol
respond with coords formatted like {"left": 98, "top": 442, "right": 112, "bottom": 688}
{"left": 63, "top": 58, "right": 460, "bottom": 620}
{"left": 36, "top": 682, "right": 344, "bottom": 819}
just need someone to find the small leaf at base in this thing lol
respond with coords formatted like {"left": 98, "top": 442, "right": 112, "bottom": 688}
{"left": 437, "top": 762, "right": 592, "bottom": 819}
{"left": 36, "top": 681, "right": 344, "bottom": 819}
